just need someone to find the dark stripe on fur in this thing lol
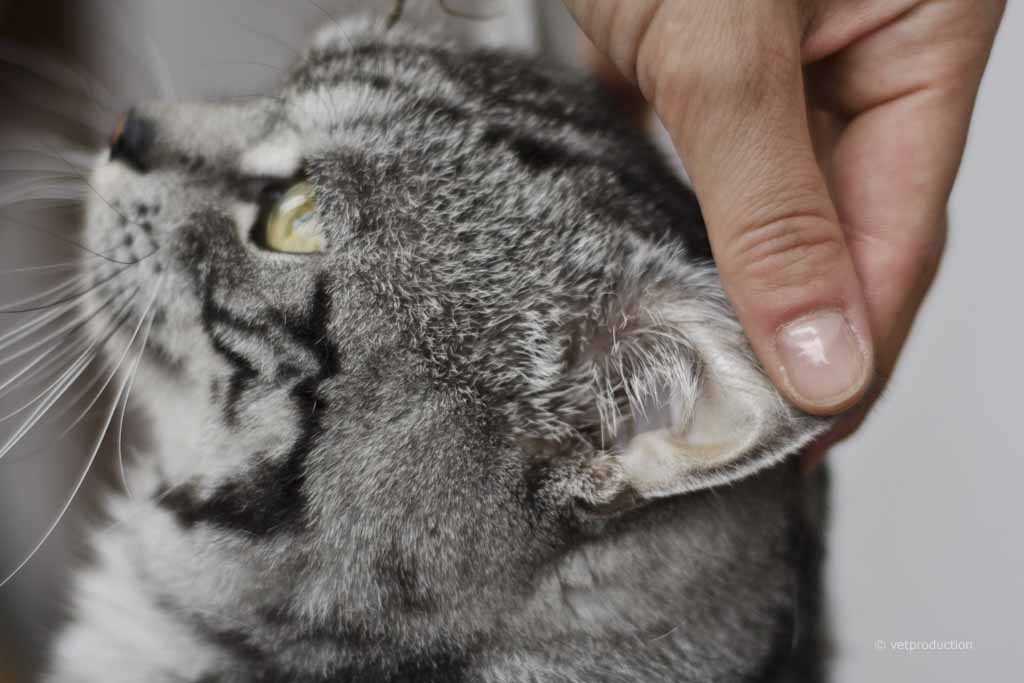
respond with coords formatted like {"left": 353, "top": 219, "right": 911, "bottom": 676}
{"left": 304, "top": 43, "right": 617, "bottom": 136}
{"left": 200, "top": 275, "right": 263, "bottom": 426}
{"left": 194, "top": 655, "right": 469, "bottom": 683}
{"left": 189, "top": 606, "right": 471, "bottom": 683}
{"left": 159, "top": 276, "right": 338, "bottom": 536}
{"left": 296, "top": 39, "right": 712, "bottom": 257}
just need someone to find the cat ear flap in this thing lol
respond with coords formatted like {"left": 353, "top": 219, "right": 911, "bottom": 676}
{"left": 576, "top": 266, "right": 828, "bottom": 507}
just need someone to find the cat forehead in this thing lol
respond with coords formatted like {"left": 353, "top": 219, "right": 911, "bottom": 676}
{"left": 242, "top": 33, "right": 446, "bottom": 176}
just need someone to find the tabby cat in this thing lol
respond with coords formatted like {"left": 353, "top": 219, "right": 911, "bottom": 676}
{"left": 44, "top": 16, "right": 830, "bottom": 683}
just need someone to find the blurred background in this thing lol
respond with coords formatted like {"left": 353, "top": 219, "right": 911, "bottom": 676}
{"left": 0, "top": 1, "right": 1020, "bottom": 680}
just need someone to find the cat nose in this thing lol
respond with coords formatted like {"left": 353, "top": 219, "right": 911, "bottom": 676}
{"left": 109, "top": 109, "right": 154, "bottom": 172}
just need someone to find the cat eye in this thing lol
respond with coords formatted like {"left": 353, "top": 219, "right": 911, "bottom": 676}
{"left": 255, "top": 181, "right": 324, "bottom": 254}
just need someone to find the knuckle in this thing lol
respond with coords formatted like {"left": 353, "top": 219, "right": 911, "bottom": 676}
{"left": 723, "top": 213, "right": 847, "bottom": 297}
{"left": 642, "top": 27, "right": 797, "bottom": 133}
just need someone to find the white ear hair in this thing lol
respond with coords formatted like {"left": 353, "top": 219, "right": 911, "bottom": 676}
{"left": 589, "top": 256, "right": 828, "bottom": 500}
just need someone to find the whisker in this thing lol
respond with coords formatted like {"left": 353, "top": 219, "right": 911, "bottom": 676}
{"left": 0, "top": 161, "right": 86, "bottom": 178}
{"left": 0, "top": 176, "right": 86, "bottom": 207}
{"left": 0, "top": 274, "right": 86, "bottom": 316}
{"left": 203, "top": 60, "right": 287, "bottom": 75}
{"left": 0, "top": 262, "right": 81, "bottom": 276}
{"left": 0, "top": 350, "right": 96, "bottom": 462}
{"left": 0, "top": 146, "right": 96, "bottom": 173}
{"left": 9, "top": 144, "right": 146, "bottom": 234}
{"left": 51, "top": 299, "right": 145, "bottom": 426}
{"left": 117, "top": 275, "right": 165, "bottom": 499}
{"left": 0, "top": 266, "right": 134, "bottom": 314}
{"left": 0, "top": 40, "right": 117, "bottom": 108}
{"left": 0, "top": 336, "right": 96, "bottom": 422}
{"left": 308, "top": 0, "right": 342, "bottom": 27}
{"left": 105, "top": 0, "right": 176, "bottom": 101}
{"left": 0, "top": 289, "right": 137, "bottom": 421}
{"left": 0, "top": 354, "right": 113, "bottom": 453}
{"left": 307, "top": 0, "right": 357, "bottom": 53}
{"left": 218, "top": 94, "right": 287, "bottom": 105}
{"left": 143, "top": 35, "right": 177, "bottom": 100}
{"left": 438, "top": 0, "right": 504, "bottom": 21}
{"left": 0, "top": 287, "right": 134, "bottom": 400}
{"left": 0, "top": 288, "right": 138, "bottom": 458}
{"left": 56, "top": 173, "right": 132, "bottom": 224}
{"left": 47, "top": 355, "right": 121, "bottom": 439}
{"left": 234, "top": 21, "right": 302, "bottom": 59}
{"left": 0, "top": 285, "right": 161, "bottom": 588}
{"left": 1, "top": 216, "right": 151, "bottom": 268}
{"left": 0, "top": 339, "right": 78, "bottom": 407}
{"left": 0, "top": 304, "right": 74, "bottom": 353}
{"left": 0, "top": 76, "right": 109, "bottom": 135}
{"left": 0, "top": 351, "right": 123, "bottom": 466}
{"left": 114, "top": 378, "right": 136, "bottom": 498}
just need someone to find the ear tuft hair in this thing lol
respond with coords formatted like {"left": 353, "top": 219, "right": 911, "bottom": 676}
{"left": 574, "top": 249, "right": 829, "bottom": 504}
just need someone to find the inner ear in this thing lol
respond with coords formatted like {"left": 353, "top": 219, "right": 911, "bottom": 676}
{"left": 617, "top": 371, "right": 808, "bottom": 498}
{"left": 570, "top": 273, "right": 830, "bottom": 507}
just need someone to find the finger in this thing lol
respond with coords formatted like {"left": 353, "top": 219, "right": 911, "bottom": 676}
{"left": 808, "top": 1, "right": 1002, "bottom": 380}
{"left": 627, "top": 1, "right": 873, "bottom": 413}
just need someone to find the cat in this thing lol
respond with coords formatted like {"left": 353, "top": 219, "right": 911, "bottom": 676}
{"left": 44, "top": 16, "right": 831, "bottom": 683}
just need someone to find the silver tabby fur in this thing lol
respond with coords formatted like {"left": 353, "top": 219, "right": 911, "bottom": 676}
{"left": 48, "top": 17, "right": 831, "bottom": 683}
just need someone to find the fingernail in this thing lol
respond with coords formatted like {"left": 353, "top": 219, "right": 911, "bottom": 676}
{"left": 776, "top": 311, "right": 867, "bottom": 409}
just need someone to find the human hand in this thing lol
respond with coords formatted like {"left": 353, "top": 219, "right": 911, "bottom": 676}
{"left": 565, "top": 0, "right": 1005, "bottom": 455}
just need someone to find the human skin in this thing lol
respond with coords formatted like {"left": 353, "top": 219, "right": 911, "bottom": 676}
{"left": 564, "top": 0, "right": 1005, "bottom": 453}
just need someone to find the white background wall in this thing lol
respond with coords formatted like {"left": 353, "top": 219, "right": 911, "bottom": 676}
{"left": 1, "top": 1, "right": 1020, "bottom": 679}
{"left": 827, "top": 2, "right": 1024, "bottom": 678}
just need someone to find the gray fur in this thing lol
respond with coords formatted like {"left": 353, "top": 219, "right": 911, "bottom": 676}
{"left": 48, "top": 18, "right": 829, "bottom": 683}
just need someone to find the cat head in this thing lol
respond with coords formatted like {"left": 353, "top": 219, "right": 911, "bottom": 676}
{"left": 81, "top": 19, "right": 826, "bottom": 640}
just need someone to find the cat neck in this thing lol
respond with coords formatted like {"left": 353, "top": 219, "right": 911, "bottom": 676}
{"left": 52, "top": 467, "right": 820, "bottom": 682}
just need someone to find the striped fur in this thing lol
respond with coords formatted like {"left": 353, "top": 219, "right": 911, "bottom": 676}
{"left": 48, "top": 19, "right": 829, "bottom": 682}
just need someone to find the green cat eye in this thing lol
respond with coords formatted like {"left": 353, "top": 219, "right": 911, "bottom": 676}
{"left": 262, "top": 181, "right": 323, "bottom": 254}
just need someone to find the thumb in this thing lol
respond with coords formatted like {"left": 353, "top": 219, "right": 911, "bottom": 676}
{"left": 627, "top": 2, "right": 874, "bottom": 414}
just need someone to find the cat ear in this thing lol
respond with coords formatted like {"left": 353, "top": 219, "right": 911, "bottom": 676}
{"left": 574, "top": 264, "right": 829, "bottom": 506}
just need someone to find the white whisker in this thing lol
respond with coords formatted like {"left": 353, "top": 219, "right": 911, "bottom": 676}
{"left": 0, "top": 330, "right": 125, "bottom": 424}
{"left": 0, "top": 354, "right": 119, "bottom": 467}
{"left": 0, "top": 161, "right": 87, "bottom": 177}
{"left": 50, "top": 355, "right": 120, "bottom": 437}
{"left": 0, "top": 279, "right": 86, "bottom": 339}
{"left": 0, "top": 262, "right": 81, "bottom": 276}
{"left": 234, "top": 21, "right": 302, "bottom": 59}
{"left": 143, "top": 34, "right": 176, "bottom": 100}
{"left": 60, "top": 301, "right": 149, "bottom": 436}
{"left": 0, "top": 291, "right": 136, "bottom": 443}
{"left": 0, "top": 269, "right": 135, "bottom": 316}
{"left": 0, "top": 216, "right": 146, "bottom": 268}
{"left": 0, "top": 331, "right": 98, "bottom": 410}
{"left": 0, "top": 40, "right": 117, "bottom": 106}
{"left": 0, "top": 349, "right": 96, "bottom": 462}
{"left": 0, "top": 177, "right": 86, "bottom": 207}
{"left": 0, "top": 74, "right": 109, "bottom": 135}
{"left": 0, "top": 286, "right": 132, "bottom": 369}
{"left": 117, "top": 275, "right": 166, "bottom": 499}
{"left": 0, "top": 143, "right": 96, "bottom": 173}
{"left": 0, "top": 341, "right": 78, "bottom": 408}
{"left": 22, "top": 146, "right": 158, "bottom": 245}
{"left": 0, "top": 283, "right": 162, "bottom": 588}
